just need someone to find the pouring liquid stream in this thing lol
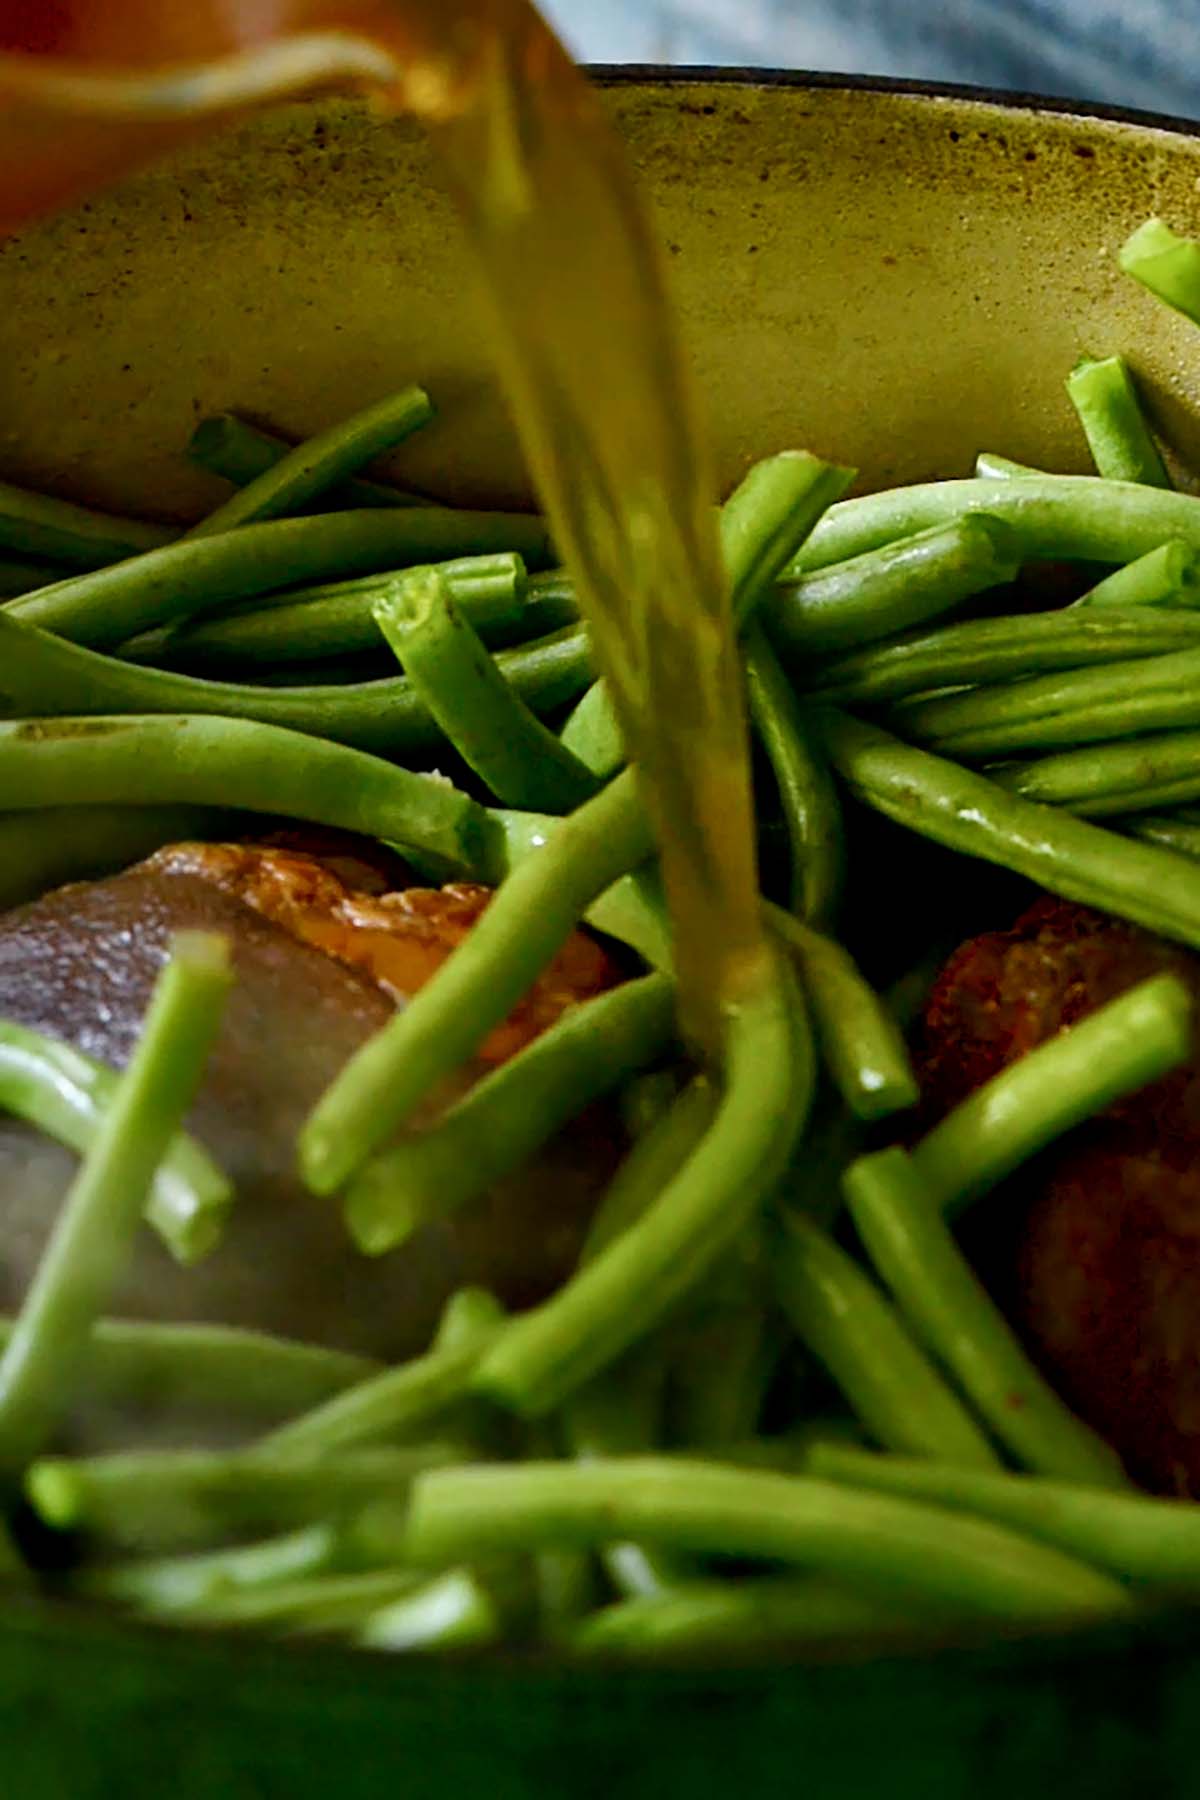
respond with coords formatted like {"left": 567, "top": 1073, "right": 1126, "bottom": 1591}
{"left": 0, "top": 0, "right": 771, "bottom": 1056}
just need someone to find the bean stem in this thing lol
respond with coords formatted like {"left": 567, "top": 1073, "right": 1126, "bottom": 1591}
{"left": 843, "top": 1147, "right": 1127, "bottom": 1486}
{"left": 402, "top": 1458, "right": 1131, "bottom": 1622}
{"left": 0, "top": 934, "right": 231, "bottom": 1474}
{"left": 187, "top": 388, "right": 434, "bottom": 538}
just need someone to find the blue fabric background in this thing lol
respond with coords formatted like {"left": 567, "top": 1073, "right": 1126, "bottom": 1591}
{"left": 544, "top": 0, "right": 1200, "bottom": 120}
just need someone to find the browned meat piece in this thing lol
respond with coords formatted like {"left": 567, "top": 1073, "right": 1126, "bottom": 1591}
{"left": 0, "top": 842, "right": 626, "bottom": 1369}
{"left": 915, "top": 896, "right": 1200, "bottom": 1495}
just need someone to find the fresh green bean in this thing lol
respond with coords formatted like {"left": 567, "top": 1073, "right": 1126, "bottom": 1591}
{"left": 843, "top": 1147, "right": 1127, "bottom": 1486}
{"left": 344, "top": 972, "right": 676, "bottom": 1257}
{"left": 0, "top": 714, "right": 493, "bottom": 876}
{"left": 570, "top": 1575, "right": 927, "bottom": 1659}
{"left": 746, "top": 627, "right": 844, "bottom": 928}
{"left": 264, "top": 1303, "right": 504, "bottom": 1458}
{"left": 994, "top": 732, "right": 1200, "bottom": 817}
{"left": 973, "top": 452, "right": 1048, "bottom": 479}
{"left": 374, "top": 569, "right": 599, "bottom": 811}
{"left": 1120, "top": 217, "right": 1200, "bottom": 328}
{"left": 767, "top": 906, "right": 917, "bottom": 1120}
{"left": 79, "top": 1524, "right": 342, "bottom": 1612}
{"left": 9, "top": 508, "right": 553, "bottom": 648}
{"left": 790, "top": 475, "right": 1200, "bottom": 576}
{"left": 300, "top": 769, "right": 654, "bottom": 1194}
{"left": 814, "top": 708, "right": 1200, "bottom": 949}
{"left": 139, "top": 553, "right": 529, "bottom": 669}
{"left": 896, "top": 643, "right": 1200, "bottom": 759}
{"left": 0, "top": 1019, "right": 231, "bottom": 1266}
{"left": 27, "top": 1442, "right": 463, "bottom": 1550}
{"left": 0, "top": 934, "right": 231, "bottom": 1474}
{"left": 911, "top": 973, "right": 1190, "bottom": 1220}
{"left": 0, "top": 1319, "right": 379, "bottom": 1422}
{"left": 772, "top": 1212, "right": 998, "bottom": 1467}
{"left": 1074, "top": 540, "right": 1196, "bottom": 607}
{"left": 768, "top": 516, "right": 1020, "bottom": 659}
{"left": 580, "top": 1078, "right": 718, "bottom": 1264}
{"left": 559, "top": 452, "right": 855, "bottom": 777}
{"left": 1123, "top": 813, "right": 1200, "bottom": 859}
{"left": 667, "top": 1300, "right": 775, "bottom": 1453}
{"left": 402, "top": 1458, "right": 1131, "bottom": 1622}
{"left": 473, "top": 951, "right": 813, "bottom": 1417}
{"left": 0, "top": 804, "right": 232, "bottom": 913}
{"left": 187, "top": 413, "right": 434, "bottom": 511}
{"left": 803, "top": 607, "right": 1200, "bottom": 707}
{"left": 187, "top": 388, "right": 434, "bottom": 538}
{"left": 808, "top": 1443, "right": 1200, "bottom": 1588}
{"left": 0, "top": 611, "right": 594, "bottom": 757}
{"left": 1066, "top": 355, "right": 1170, "bottom": 487}
{"left": 169, "top": 1568, "right": 431, "bottom": 1638}
{"left": 359, "top": 1569, "right": 502, "bottom": 1653}
{"left": 0, "top": 480, "right": 170, "bottom": 567}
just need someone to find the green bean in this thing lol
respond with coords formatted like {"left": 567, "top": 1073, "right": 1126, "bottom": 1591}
{"left": 0, "top": 714, "right": 493, "bottom": 876}
{"left": 790, "top": 475, "right": 1200, "bottom": 576}
{"left": 0, "top": 1019, "right": 231, "bottom": 1266}
{"left": 768, "top": 516, "right": 1020, "bottom": 659}
{"left": 166, "top": 1569, "right": 428, "bottom": 1638}
{"left": 745, "top": 628, "right": 844, "bottom": 928}
{"left": 580, "top": 1078, "right": 718, "bottom": 1264}
{"left": 667, "top": 1300, "right": 775, "bottom": 1452}
{"left": 767, "top": 906, "right": 917, "bottom": 1120}
{"left": 9, "top": 508, "right": 553, "bottom": 648}
{"left": 79, "top": 1524, "right": 341, "bottom": 1612}
{"left": 0, "top": 557, "right": 62, "bottom": 598}
{"left": 814, "top": 709, "right": 1200, "bottom": 949}
{"left": 0, "top": 611, "right": 592, "bottom": 757}
{"left": 187, "top": 412, "right": 435, "bottom": 511}
{"left": 1119, "top": 217, "right": 1200, "bottom": 328}
{"left": 973, "top": 452, "right": 1048, "bottom": 479}
{"left": 1066, "top": 355, "right": 1170, "bottom": 487}
{"left": 911, "top": 973, "right": 1191, "bottom": 1221}
{"left": 1123, "top": 813, "right": 1200, "bottom": 859}
{"left": 473, "top": 950, "right": 813, "bottom": 1417}
{"left": 843, "top": 1147, "right": 1127, "bottom": 1486}
{"left": 27, "top": 1442, "right": 462, "bottom": 1550}
{"left": 0, "top": 479, "right": 170, "bottom": 567}
{"left": 0, "top": 934, "right": 231, "bottom": 1474}
{"left": 402, "top": 1458, "right": 1131, "bottom": 1622}
{"left": 343, "top": 972, "right": 676, "bottom": 1257}
{"left": 359, "top": 1569, "right": 502, "bottom": 1653}
{"left": 808, "top": 1443, "right": 1200, "bottom": 1588}
{"left": 803, "top": 607, "right": 1200, "bottom": 708}
{"left": 374, "top": 569, "right": 599, "bottom": 811}
{"left": 897, "top": 643, "right": 1200, "bottom": 760}
{"left": 140, "top": 553, "right": 529, "bottom": 669}
{"left": 1074, "top": 541, "right": 1197, "bottom": 608}
{"left": 0, "top": 803, "right": 232, "bottom": 912}
{"left": 559, "top": 452, "right": 854, "bottom": 777}
{"left": 264, "top": 1303, "right": 504, "bottom": 1458}
{"left": 187, "top": 389, "right": 434, "bottom": 537}
{"left": 772, "top": 1212, "right": 998, "bottom": 1467}
{"left": 300, "top": 769, "right": 654, "bottom": 1194}
{"left": 994, "top": 732, "right": 1200, "bottom": 817}
{"left": 0, "top": 1319, "right": 379, "bottom": 1422}
{"left": 570, "top": 1575, "right": 926, "bottom": 1659}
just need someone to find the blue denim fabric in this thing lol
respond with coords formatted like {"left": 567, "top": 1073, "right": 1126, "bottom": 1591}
{"left": 544, "top": 0, "right": 1200, "bottom": 120}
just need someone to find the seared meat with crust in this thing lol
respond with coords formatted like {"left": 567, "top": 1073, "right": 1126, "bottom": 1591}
{"left": 0, "top": 842, "right": 625, "bottom": 1366}
{"left": 916, "top": 896, "right": 1200, "bottom": 1495}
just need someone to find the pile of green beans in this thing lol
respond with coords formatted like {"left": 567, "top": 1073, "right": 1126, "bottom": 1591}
{"left": 14, "top": 231, "right": 1200, "bottom": 1667}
